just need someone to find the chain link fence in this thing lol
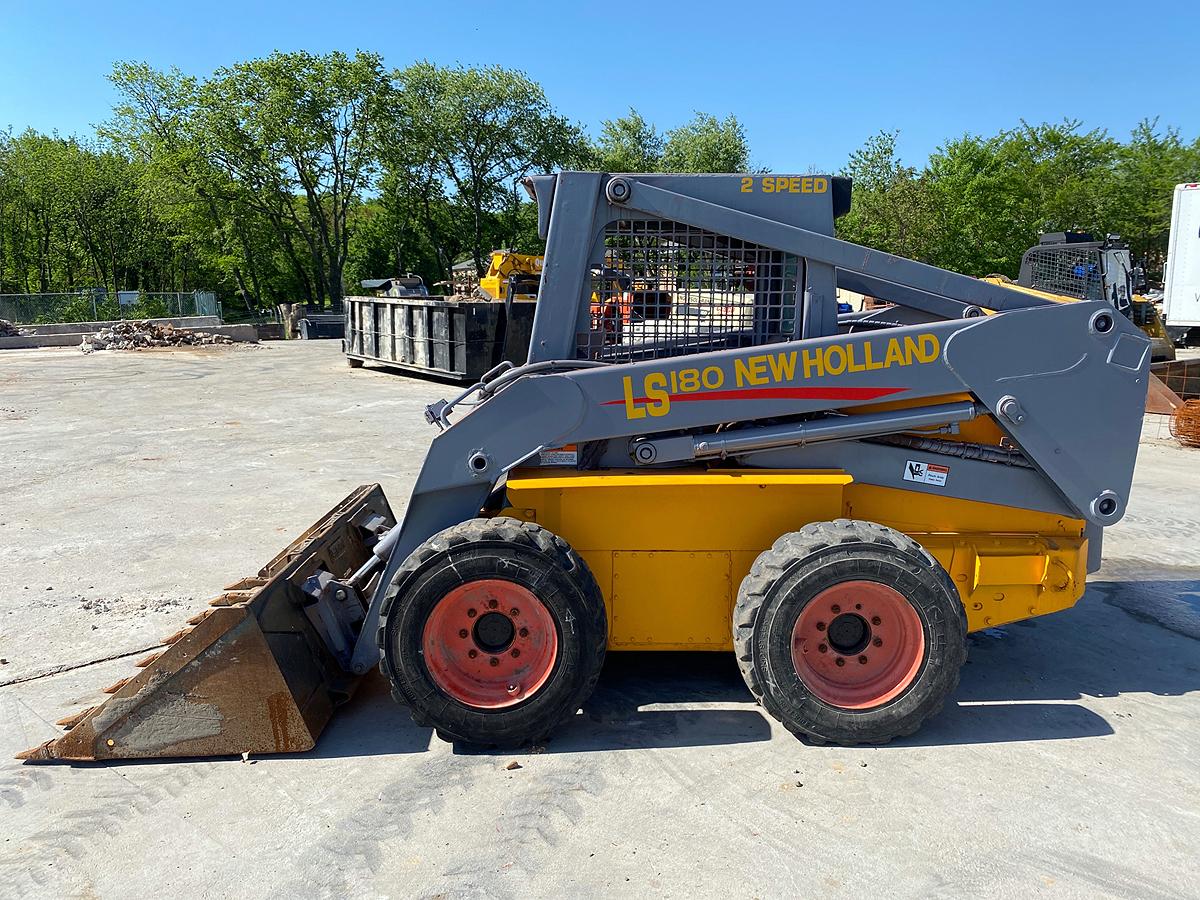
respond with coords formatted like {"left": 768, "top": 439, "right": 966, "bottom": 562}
{"left": 0, "top": 290, "right": 218, "bottom": 325}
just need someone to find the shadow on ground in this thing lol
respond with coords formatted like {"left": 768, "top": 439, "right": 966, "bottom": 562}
{"left": 312, "top": 674, "right": 434, "bottom": 759}
{"left": 463, "top": 578, "right": 1195, "bottom": 755}
{"left": 956, "top": 579, "right": 1200, "bottom": 702}
{"left": 893, "top": 577, "right": 1200, "bottom": 747}
{"left": 316, "top": 578, "right": 1200, "bottom": 758}
{"left": 514, "top": 652, "right": 773, "bottom": 754}
{"left": 37, "top": 578, "right": 1199, "bottom": 766}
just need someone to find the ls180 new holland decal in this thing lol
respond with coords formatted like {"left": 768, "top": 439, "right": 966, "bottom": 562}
{"left": 604, "top": 333, "right": 940, "bottom": 420}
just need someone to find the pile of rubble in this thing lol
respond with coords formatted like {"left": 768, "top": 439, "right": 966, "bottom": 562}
{"left": 0, "top": 319, "right": 32, "bottom": 338}
{"left": 80, "top": 320, "right": 235, "bottom": 353}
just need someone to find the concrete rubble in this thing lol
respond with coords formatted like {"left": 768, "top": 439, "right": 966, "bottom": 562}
{"left": 79, "top": 319, "right": 236, "bottom": 353}
{"left": 0, "top": 318, "right": 32, "bottom": 337}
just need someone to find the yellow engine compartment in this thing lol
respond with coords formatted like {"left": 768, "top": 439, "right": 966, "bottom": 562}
{"left": 502, "top": 468, "right": 1088, "bottom": 651}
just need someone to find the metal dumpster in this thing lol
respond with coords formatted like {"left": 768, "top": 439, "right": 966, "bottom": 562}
{"left": 343, "top": 295, "right": 535, "bottom": 381}
{"left": 1153, "top": 358, "right": 1200, "bottom": 400}
{"left": 299, "top": 313, "right": 346, "bottom": 340}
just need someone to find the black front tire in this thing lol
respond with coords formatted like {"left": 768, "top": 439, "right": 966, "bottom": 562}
{"left": 377, "top": 517, "right": 607, "bottom": 747}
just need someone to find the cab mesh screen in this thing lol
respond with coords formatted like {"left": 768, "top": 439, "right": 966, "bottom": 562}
{"left": 576, "top": 219, "right": 801, "bottom": 362}
{"left": 1024, "top": 247, "right": 1105, "bottom": 302}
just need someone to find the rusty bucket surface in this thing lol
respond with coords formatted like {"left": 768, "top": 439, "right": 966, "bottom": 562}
{"left": 19, "top": 485, "right": 395, "bottom": 763}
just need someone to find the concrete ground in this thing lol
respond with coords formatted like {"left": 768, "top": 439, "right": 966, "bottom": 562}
{"left": 2, "top": 341, "right": 1199, "bottom": 899}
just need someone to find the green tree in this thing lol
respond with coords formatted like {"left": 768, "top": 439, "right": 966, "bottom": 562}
{"left": 111, "top": 52, "right": 394, "bottom": 306}
{"left": 372, "top": 157, "right": 471, "bottom": 286}
{"left": 595, "top": 108, "right": 664, "bottom": 172}
{"left": 196, "top": 51, "right": 393, "bottom": 304}
{"left": 1101, "top": 119, "right": 1200, "bottom": 274}
{"left": 108, "top": 61, "right": 293, "bottom": 306}
{"left": 839, "top": 122, "right": 1176, "bottom": 282}
{"left": 993, "top": 121, "right": 1117, "bottom": 243}
{"left": 923, "top": 133, "right": 1020, "bottom": 275}
{"left": 922, "top": 123, "right": 1118, "bottom": 278}
{"left": 661, "top": 113, "right": 750, "bottom": 173}
{"left": 0, "top": 126, "right": 223, "bottom": 303}
{"left": 0, "top": 132, "right": 11, "bottom": 291}
{"left": 2, "top": 131, "right": 67, "bottom": 292}
{"left": 344, "top": 181, "right": 466, "bottom": 293}
{"left": 57, "top": 140, "right": 144, "bottom": 291}
{"left": 392, "top": 63, "right": 587, "bottom": 277}
{"left": 836, "top": 131, "right": 937, "bottom": 263}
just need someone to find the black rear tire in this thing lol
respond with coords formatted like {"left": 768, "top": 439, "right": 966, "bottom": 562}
{"left": 734, "top": 519, "right": 966, "bottom": 745}
{"left": 377, "top": 517, "right": 607, "bottom": 747}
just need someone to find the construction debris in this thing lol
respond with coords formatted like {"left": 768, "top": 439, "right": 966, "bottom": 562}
{"left": 80, "top": 320, "right": 235, "bottom": 353}
{"left": 0, "top": 319, "right": 31, "bottom": 338}
{"left": 1170, "top": 400, "right": 1200, "bottom": 448}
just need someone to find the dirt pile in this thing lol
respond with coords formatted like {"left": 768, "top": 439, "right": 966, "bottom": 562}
{"left": 80, "top": 320, "right": 235, "bottom": 353}
{"left": 1, "top": 319, "right": 32, "bottom": 337}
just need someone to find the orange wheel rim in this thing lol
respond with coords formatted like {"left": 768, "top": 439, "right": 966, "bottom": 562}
{"left": 790, "top": 580, "right": 925, "bottom": 709}
{"left": 422, "top": 579, "right": 558, "bottom": 709}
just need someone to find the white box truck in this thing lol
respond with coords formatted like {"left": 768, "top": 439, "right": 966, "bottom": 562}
{"left": 1164, "top": 183, "right": 1200, "bottom": 346}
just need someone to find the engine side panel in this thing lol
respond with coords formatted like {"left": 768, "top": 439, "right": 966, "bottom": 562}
{"left": 501, "top": 469, "right": 1087, "bottom": 650}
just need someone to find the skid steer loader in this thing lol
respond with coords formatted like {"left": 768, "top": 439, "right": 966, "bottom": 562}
{"left": 21, "top": 172, "right": 1150, "bottom": 761}
{"left": 1001, "top": 231, "right": 1175, "bottom": 362}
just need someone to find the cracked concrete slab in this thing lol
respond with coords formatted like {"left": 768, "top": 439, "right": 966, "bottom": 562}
{"left": 1, "top": 341, "right": 1198, "bottom": 898}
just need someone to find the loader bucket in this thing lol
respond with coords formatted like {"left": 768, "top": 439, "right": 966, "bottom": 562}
{"left": 19, "top": 484, "right": 395, "bottom": 763}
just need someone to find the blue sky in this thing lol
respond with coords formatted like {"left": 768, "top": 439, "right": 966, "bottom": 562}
{"left": 1, "top": 0, "right": 1195, "bottom": 172}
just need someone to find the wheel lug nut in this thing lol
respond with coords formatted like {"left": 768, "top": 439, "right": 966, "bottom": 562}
{"left": 831, "top": 604, "right": 841, "bottom": 613}
{"left": 859, "top": 655, "right": 869, "bottom": 664}
{"left": 468, "top": 649, "right": 478, "bottom": 659}
{"left": 488, "top": 599, "right": 498, "bottom": 609}
{"left": 458, "top": 629, "right": 468, "bottom": 639}
{"left": 855, "top": 603, "right": 862, "bottom": 610}
{"left": 816, "top": 622, "right": 826, "bottom": 631}
{"left": 873, "top": 637, "right": 883, "bottom": 647}
{"left": 511, "top": 649, "right": 520, "bottom": 658}
{"left": 507, "top": 683, "right": 518, "bottom": 693}
{"left": 818, "top": 643, "right": 828, "bottom": 653}
{"left": 519, "top": 627, "right": 529, "bottom": 637}
{"left": 835, "top": 657, "right": 845, "bottom": 667}
{"left": 510, "top": 608, "right": 520, "bottom": 617}
{"left": 467, "top": 608, "right": 477, "bottom": 618}
{"left": 489, "top": 657, "right": 499, "bottom": 667}
{"left": 871, "top": 616, "right": 881, "bottom": 626}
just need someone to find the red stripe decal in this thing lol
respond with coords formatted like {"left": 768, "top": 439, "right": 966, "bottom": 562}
{"left": 602, "top": 386, "right": 907, "bottom": 406}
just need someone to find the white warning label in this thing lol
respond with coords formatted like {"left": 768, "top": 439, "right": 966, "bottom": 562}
{"left": 903, "top": 459, "right": 949, "bottom": 486}
{"left": 539, "top": 445, "right": 579, "bottom": 466}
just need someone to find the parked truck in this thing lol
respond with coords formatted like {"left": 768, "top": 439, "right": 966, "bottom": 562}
{"left": 1164, "top": 183, "right": 1200, "bottom": 347}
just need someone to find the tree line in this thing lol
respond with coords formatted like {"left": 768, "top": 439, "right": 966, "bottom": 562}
{"left": 0, "top": 49, "right": 1196, "bottom": 311}
{"left": 838, "top": 122, "right": 1200, "bottom": 280}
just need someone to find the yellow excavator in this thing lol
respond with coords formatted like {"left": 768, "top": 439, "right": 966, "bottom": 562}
{"left": 475, "top": 250, "right": 543, "bottom": 302}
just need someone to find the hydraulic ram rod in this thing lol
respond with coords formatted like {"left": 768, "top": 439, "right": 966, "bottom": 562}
{"left": 632, "top": 401, "right": 985, "bottom": 465}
